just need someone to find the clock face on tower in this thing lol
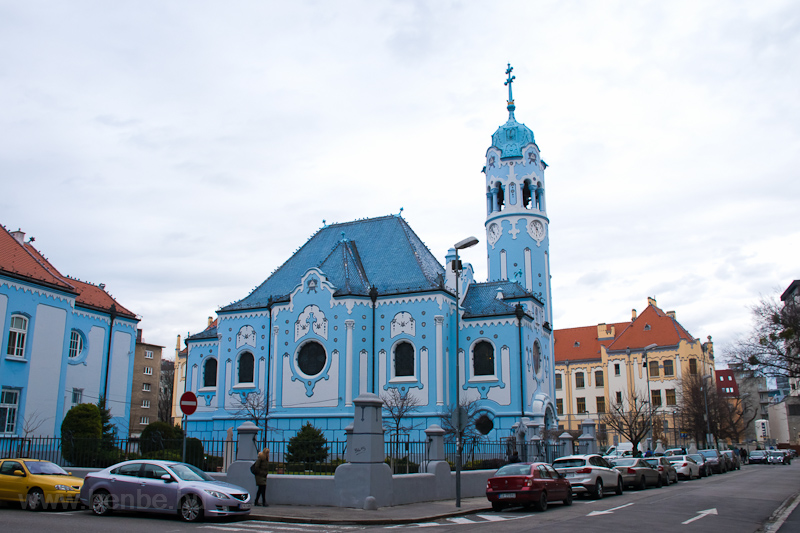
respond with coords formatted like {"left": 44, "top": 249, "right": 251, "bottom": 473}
{"left": 487, "top": 222, "right": 502, "bottom": 245}
{"left": 528, "top": 219, "right": 546, "bottom": 242}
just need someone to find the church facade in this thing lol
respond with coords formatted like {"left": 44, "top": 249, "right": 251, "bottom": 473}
{"left": 183, "top": 67, "right": 557, "bottom": 442}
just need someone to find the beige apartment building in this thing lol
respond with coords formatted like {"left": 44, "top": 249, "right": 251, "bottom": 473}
{"left": 130, "top": 329, "right": 163, "bottom": 438}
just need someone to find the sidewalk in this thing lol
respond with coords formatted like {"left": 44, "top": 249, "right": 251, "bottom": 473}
{"left": 246, "top": 497, "right": 492, "bottom": 525}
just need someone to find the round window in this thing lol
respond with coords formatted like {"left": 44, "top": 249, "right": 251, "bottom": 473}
{"left": 298, "top": 341, "right": 326, "bottom": 376}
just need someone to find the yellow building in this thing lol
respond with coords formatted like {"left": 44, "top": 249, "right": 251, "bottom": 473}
{"left": 554, "top": 298, "right": 714, "bottom": 448}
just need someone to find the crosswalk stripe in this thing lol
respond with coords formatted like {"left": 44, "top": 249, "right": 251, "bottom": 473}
{"left": 446, "top": 517, "right": 475, "bottom": 524}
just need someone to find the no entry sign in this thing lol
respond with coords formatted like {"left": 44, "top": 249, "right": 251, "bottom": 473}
{"left": 180, "top": 391, "right": 198, "bottom": 416}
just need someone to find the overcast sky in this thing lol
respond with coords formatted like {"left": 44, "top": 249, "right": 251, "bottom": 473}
{"left": 2, "top": 1, "right": 798, "bottom": 363}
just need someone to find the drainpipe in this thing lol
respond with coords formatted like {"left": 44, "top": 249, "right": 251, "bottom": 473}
{"left": 264, "top": 297, "right": 273, "bottom": 447}
{"left": 516, "top": 304, "right": 526, "bottom": 418}
{"left": 102, "top": 304, "right": 118, "bottom": 402}
{"left": 370, "top": 286, "right": 378, "bottom": 394}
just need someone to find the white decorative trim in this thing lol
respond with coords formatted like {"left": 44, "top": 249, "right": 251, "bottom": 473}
{"left": 390, "top": 312, "right": 415, "bottom": 338}
{"left": 187, "top": 340, "right": 219, "bottom": 349}
{"left": 0, "top": 278, "right": 75, "bottom": 306}
{"left": 378, "top": 293, "right": 448, "bottom": 309}
{"left": 295, "top": 304, "right": 329, "bottom": 341}
{"left": 220, "top": 309, "right": 271, "bottom": 320}
{"left": 464, "top": 317, "right": 517, "bottom": 328}
{"left": 236, "top": 325, "right": 257, "bottom": 349}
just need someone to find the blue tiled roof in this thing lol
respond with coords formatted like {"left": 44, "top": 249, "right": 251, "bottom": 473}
{"left": 462, "top": 280, "right": 532, "bottom": 318}
{"left": 221, "top": 215, "right": 446, "bottom": 312}
{"left": 187, "top": 324, "right": 218, "bottom": 341}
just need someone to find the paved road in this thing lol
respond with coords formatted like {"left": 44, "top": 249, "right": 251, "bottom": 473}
{"left": 2, "top": 464, "right": 798, "bottom": 532}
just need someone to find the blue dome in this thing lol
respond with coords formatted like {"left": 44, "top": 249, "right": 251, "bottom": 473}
{"left": 491, "top": 103, "right": 535, "bottom": 160}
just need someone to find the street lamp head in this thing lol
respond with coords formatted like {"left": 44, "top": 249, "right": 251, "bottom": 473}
{"left": 644, "top": 343, "right": 658, "bottom": 351}
{"left": 454, "top": 236, "right": 479, "bottom": 250}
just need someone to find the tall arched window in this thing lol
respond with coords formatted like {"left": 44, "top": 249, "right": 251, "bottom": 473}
{"left": 203, "top": 358, "right": 217, "bottom": 388}
{"left": 473, "top": 341, "right": 495, "bottom": 376}
{"left": 68, "top": 330, "right": 84, "bottom": 359}
{"left": 394, "top": 341, "right": 414, "bottom": 378}
{"left": 532, "top": 341, "right": 541, "bottom": 374}
{"left": 6, "top": 315, "right": 28, "bottom": 357}
{"left": 238, "top": 352, "right": 254, "bottom": 384}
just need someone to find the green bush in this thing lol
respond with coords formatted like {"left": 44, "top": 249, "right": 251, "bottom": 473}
{"left": 61, "top": 403, "right": 102, "bottom": 464}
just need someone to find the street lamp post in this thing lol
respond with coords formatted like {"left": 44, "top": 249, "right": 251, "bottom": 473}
{"left": 642, "top": 343, "right": 657, "bottom": 451}
{"left": 701, "top": 374, "right": 713, "bottom": 448}
{"left": 452, "top": 236, "right": 478, "bottom": 508}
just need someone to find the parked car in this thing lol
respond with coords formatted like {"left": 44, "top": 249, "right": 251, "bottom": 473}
{"left": 643, "top": 457, "right": 679, "bottom": 485}
{"left": 748, "top": 450, "right": 769, "bottom": 465}
{"left": 698, "top": 449, "right": 727, "bottom": 474}
{"left": 664, "top": 448, "right": 686, "bottom": 457}
{"left": 687, "top": 453, "right": 712, "bottom": 477}
{"left": 79, "top": 460, "right": 251, "bottom": 522}
{"left": 666, "top": 455, "right": 701, "bottom": 480}
{"left": 720, "top": 450, "right": 741, "bottom": 471}
{"left": 486, "top": 462, "right": 573, "bottom": 512}
{"left": 607, "top": 457, "right": 661, "bottom": 490}
{"left": 768, "top": 450, "right": 791, "bottom": 465}
{"left": 552, "top": 454, "right": 624, "bottom": 499}
{"left": 0, "top": 459, "right": 83, "bottom": 511}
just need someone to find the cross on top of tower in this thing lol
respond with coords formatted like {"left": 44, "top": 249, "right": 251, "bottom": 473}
{"left": 505, "top": 63, "right": 515, "bottom": 104}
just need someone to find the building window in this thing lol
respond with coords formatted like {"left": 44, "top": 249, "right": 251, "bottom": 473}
{"left": 71, "top": 388, "right": 83, "bottom": 405}
{"left": 142, "top": 383, "right": 151, "bottom": 392}
{"left": 0, "top": 389, "right": 19, "bottom": 433}
{"left": 68, "top": 330, "right": 84, "bottom": 358}
{"left": 615, "top": 391, "right": 623, "bottom": 404}
{"left": 145, "top": 350, "right": 153, "bottom": 359}
{"left": 614, "top": 363, "right": 620, "bottom": 376}
{"left": 651, "top": 389, "right": 662, "bottom": 407}
{"left": 238, "top": 351, "right": 255, "bottom": 383}
{"left": 689, "top": 358, "right": 697, "bottom": 375}
{"left": 666, "top": 389, "right": 676, "bottom": 406}
{"left": 556, "top": 398, "right": 563, "bottom": 415}
{"left": 576, "top": 397, "right": 586, "bottom": 414}
{"left": 297, "top": 341, "right": 326, "bottom": 377}
{"left": 663, "top": 360, "right": 674, "bottom": 377}
{"left": 203, "top": 358, "right": 217, "bottom": 388}
{"left": 6, "top": 315, "right": 28, "bottom": 357}
{"left": 393, "top": 341, "right": 415, "bottom": 377}
{"left": 532, "top": 341, "right": 541, "bottom": 374}
{"left": 555, "top": 374, "right": 562, "bottom": 390}
{"left": 596, "top": 396, "right": 606, "bottom": 414}
{"left": 142, "top": 400, "right": 150, "bottom": 408}
{"left": 473, "top": 341, "right": 495, "bottom": 376}
{"left": 140, "top": 416, "right": 149, "bottom": 425}
{"left": 575, "top": 372, "right": 585, "bottom": 388}
{"left": 144, "top": 366, "right": 153, "bottom": 376}
{"left": 595, "top": 370, "right": 604, "bottom": 387}
{"left": 648, "top": 360, "right": 659, "bottom": 377}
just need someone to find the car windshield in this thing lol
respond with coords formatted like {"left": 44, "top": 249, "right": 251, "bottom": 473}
{"left": 698, "top": 450, "right": 716, "bottom": 458}
{"left": 689, "top": 454, "right": 704, "bottom": 462}
{"left": 24, "top": 461, "right": 69, "bottom": 475}
{"left": 769, "top": 451, "right": 782, "bottom": 456}
{"left": 643, "top": 459, "right": 658, "bottom": 466}
{"left": 168, "top": 463, "right": 214, "bottom": 482}
{"left": 610, "top": 458, "right": 636, "bottom": 466}
{"left": 750, "top": 451, "right": 765, "bottom": 457}
{"left": 494, "top": 464, "right": 532, "bottom": 476}
{"left": 553, "top": 459, "right": 586, "bottom": 468}
{"left": 666, "top": 456, "right": 683, "bottom": 462}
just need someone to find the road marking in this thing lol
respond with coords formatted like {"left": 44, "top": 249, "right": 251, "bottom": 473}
{"left": 447, "top": 517, "right": 476, "bottom": 524}
{"left": 474, "top": 514, "right": 511, "bottom": 521}
{"left": 587, "top": 502, "right": 634, "bottom": 517}
{"left": 681, "top": 508, "right": 718, "bottom": 525}
{"left": 765, "top": 492, "right": 800, "bottom": 532}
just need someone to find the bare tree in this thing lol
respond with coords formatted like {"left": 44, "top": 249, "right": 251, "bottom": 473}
{"left": 677, "top": 373, "right": 715, "bottom": 447}
{"left": 233, "top": 391, "right": 269, "bottom": 446}
{"left": 159, "top": 360, "right": 175, "bottom": 423}
{"left": 600, "top": 392, "right": 654, "bottom": 455}
{"left": 381, "top": 388, "right": 421, "bottom": 473}
{"left": 726, "top": 293, "right": 800, "bottom": 378}
{"left": 22, "top": 410, "right": 48, "bottom": 438}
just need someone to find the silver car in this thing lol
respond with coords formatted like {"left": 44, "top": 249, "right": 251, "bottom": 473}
{"left": 79, "top": 460, "right": 251, "bottom": 522}
{"left": 552, "top": 454, "right": 624, "bottom": 499}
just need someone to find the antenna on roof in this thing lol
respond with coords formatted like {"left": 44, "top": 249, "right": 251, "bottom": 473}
{"left": 398, "top": 207, "right": 404, "bottom": 217}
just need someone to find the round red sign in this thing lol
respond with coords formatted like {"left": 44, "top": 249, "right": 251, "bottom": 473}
{"left": 180, "top": 391, "right": 198, "bottom": 416}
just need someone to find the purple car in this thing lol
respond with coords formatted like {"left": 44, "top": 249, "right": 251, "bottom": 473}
{"left": 79, "top": 460, "right": 251, "bottom": 522}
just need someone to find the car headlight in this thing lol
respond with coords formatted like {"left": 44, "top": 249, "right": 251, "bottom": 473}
{"left": 204, "top": 489, "right": 229, "bottom": 499}
{"left": 54, "top": 485, "right": 72, "bottom": 491}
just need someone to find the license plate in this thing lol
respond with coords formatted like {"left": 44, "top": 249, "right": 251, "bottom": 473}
{"left": 499, "top": 493, "right": 515, "bottom": 499}
{"left": 564, "top": 472, "right": 574, "bottom": 477}
{"left": 238, "top": 503, "right": 252, "bottom": 510}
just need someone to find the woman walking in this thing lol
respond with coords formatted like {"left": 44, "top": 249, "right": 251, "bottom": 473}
{"left": 253, "top": 448, "right": 270, "bottom": 506}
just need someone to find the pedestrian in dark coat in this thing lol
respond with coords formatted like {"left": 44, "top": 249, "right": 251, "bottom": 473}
{"left": 253, "top": 448, "right": 270, "bottom": 506}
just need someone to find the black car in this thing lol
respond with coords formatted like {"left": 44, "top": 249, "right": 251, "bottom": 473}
{"left": 698, "top": 449, "right": 726, "bottom": 474}
{"left": 748, "top": 450, "right": 769, "bottom": 465}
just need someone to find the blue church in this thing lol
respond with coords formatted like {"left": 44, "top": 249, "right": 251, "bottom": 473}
{"left": 184, "top": 66, "right": 556, "bottom": 442}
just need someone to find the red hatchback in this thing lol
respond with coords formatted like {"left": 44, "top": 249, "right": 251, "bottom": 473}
{"left": 486, "top": 462, "right": 573, "bottom": 512}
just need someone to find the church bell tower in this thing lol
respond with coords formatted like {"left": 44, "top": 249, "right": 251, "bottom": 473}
{"left": 484, "top": 64, "right": 552, "bottom": 321}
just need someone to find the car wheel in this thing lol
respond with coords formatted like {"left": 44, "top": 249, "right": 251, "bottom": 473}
{"left": 638, "top": 476, "right": 647, "bottom": 491}
{"left": 615, "top": 477, "right": 623, "bottom": 495}
{"left": 563, "top": 490, "right": 573, "bottom": 506}
{"left": 91, "top": 490, "right": 113, "bottom": 516}
{"left": 534, "top": 492, "right": 548, "bottom": 512}
{"left": 180, "top": 494, "right": 203, "bottom": 522}
{"left": 25, "top": 489, "right": 45, "bottom": 511}
{"left": 656, "top": 475, "right": 663, "bottom": 488}
{"left": 593, "top": 479, "right": 604, "bottom": 499}
{"left": 492, "top": 502, "right": 504, "bottom": 512}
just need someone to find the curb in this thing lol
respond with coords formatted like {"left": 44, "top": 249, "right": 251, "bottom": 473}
{"left": 246, "top": 506, "right": 493, "bottom": 525}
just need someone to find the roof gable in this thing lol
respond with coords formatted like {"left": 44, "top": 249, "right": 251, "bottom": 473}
{"left": 607, "top": 303, "right": 696, "bottom": 352}
{"left": 0, "top": 226, "right": 75, "bottom": 292}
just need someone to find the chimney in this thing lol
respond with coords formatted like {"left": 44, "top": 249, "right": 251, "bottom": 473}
{"left": 597, "top": 323, "right": 615, "bottom": 339}
{"left": 99, "top": 283, "right": 106, "bottom": 290}
{"left": 137, "top": 328, "right": 143, "bottom": 342}
{"left": 666, "top": 310, "right": 676, "bottom": 319}
{"left": 632, "top": 309, "right": 637, "bottom": 321}
{"left": 10, "top": 229, "right": 25, "bottom": 244}
{"left": 496, "top": 288, "right": 504, "bottom": 300}
{"left": 207, "top": 316, "right": 213, "bottom": 327}
{"left": 647, "top": 296, "right": 657, "bottom": 307}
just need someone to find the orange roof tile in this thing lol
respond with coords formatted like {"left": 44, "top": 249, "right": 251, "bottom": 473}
{"left": 70, "top": 278, "right": 137, "bottom": 319}
{"left": 607, "top": 303, "right": 696, "bottom": 352}
{"left": 554, "top": 322, "right": 628, "bottom": 362}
